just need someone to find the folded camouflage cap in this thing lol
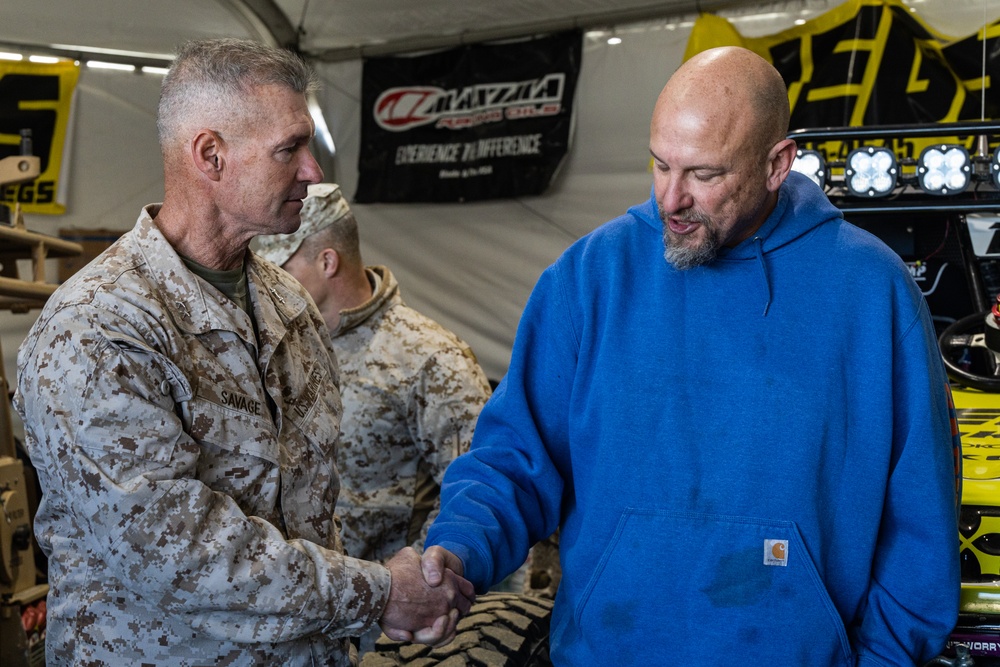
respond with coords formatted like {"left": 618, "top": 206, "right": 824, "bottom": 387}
{"left": 255, "top": 183, "right": 351, "bottom": 266}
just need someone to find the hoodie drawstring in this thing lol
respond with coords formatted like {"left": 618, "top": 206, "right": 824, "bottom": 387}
{"left": 753, "top": 237, "right": 772, "bottom": 316}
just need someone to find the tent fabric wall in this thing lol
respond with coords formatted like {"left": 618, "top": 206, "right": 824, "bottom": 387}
{"left": 308, "top": 26, "right": 692, "bottom": 381}
{"left": 4, "top": 0, "right": 1000, "bottom": 403}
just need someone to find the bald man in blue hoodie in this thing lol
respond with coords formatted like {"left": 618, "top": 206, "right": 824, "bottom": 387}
{"left": 422, "top": 46, "right": 960, "bottom": 665}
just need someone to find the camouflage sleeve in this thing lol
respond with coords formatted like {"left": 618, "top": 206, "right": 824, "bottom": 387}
{"left": 407, "top": 344, "right": 492, "bottom": 549}
{"left": 16, "top": 307, "right": 390, "bottom": 642}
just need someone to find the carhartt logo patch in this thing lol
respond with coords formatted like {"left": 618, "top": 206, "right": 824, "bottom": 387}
{"left": 764, "top": 539, "right": 788, "bottom": 567}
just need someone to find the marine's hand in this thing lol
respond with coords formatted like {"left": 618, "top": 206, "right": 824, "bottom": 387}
{"left": 379, "top": 547, "right": 475, "bottom": 646}
{"left": 421, "top": 545, "right": 465, "bottom": 586}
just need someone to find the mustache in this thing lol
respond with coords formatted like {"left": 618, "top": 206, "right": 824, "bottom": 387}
{"left": 658, "top": 205, "right": 712, "bottom": 228}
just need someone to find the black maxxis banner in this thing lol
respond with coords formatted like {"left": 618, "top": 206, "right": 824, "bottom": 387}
{"left": 356, "top": 30, "right": 582, "bottom": 203}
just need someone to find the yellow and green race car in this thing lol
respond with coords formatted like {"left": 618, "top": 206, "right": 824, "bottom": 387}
{"left": 943, "top": 327, "right": 1000, "bottom": 661}
{"left": 952, "top": 383, "right": 1000, "bottom": 653}
{"left": 954, "top": 387, "right": 1000, "bottom": 612}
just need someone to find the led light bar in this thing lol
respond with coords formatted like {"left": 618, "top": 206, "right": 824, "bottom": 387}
{"left": 791, "top": 149, "right": 826, "bottom": 189}
{"left": 917, "top": 144, "right": 971, "bottom": 195}
{"left": 845, "top": 146, "right": 897, "bottom": 198}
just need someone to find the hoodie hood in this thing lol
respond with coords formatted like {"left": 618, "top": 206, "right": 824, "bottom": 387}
{"left": 631, "top": 170, "right": 844, "bottom": 315}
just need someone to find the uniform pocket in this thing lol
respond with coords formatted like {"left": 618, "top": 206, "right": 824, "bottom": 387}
{"left": 574, "top": 508, "right": 853, "bottom": 665}
{"left": 185, "top": 395, "right": 279, "bottom": 465}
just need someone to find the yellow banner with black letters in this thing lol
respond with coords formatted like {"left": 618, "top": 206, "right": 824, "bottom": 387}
{"left": 0, "top": 60, "right": 79, "bottom": 215}
{"left": 686, "top": 0, "right": 1000, "bottom": 161}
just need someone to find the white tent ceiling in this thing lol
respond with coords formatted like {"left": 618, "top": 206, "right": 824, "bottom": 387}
{"left": 6, "top": 0, "right": 998, "bottom": 63}
{"left": 6, "top": 0, "right": 739, "bottom": 62}
{"left": 4, "top": 0, "right": 1000, "bottom": 390}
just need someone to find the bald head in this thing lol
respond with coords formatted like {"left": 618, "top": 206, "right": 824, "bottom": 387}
{"left": 656, "top": 47, "right": 789, "bottom": 156}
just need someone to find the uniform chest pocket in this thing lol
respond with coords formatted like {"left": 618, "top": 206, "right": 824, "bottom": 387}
{"left": 184, "top": 395, "right": 279, "bottom": 464}
{"left": 281, "top": 362, "right": 342, "bottom": 462}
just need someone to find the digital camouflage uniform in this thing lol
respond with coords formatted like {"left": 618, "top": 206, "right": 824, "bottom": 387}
{"left": 14, "top": 206, "right": 391, "bottom": 667}
{"left": 332, "top": 265, "right": 491, "bottom": 563}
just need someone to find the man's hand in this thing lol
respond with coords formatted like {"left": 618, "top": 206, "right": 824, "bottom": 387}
{"left": 379, "top": 547, "right": 475, "bottom": 646}
{"left": 420, "top": 545, "right": 465, "bottom": 586}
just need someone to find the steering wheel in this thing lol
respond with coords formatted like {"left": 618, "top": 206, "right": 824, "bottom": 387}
{"left": 938, "top": 310, "right": 1000, "bottom": 393}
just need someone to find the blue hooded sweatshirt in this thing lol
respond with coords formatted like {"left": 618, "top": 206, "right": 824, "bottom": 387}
{"left": 427, "top": 172, "right": 960, "bottom": 666}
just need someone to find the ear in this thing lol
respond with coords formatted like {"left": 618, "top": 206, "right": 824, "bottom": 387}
{"left": 319, "top": 248, "right": 340, "bottom": 278}
{"left": 191, "top": 130, "right": 224, "bottom": 181}
{"left": 766, "top": 138, "right": 798, "bottom": 193}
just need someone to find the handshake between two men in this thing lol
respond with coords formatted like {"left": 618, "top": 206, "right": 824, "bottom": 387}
{"left": 380, "top": 546, "right": 473, "bottom": 646}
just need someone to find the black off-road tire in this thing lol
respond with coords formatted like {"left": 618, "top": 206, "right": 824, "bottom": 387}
{"left": 360, "top": 592, "right": 554, "bottom": 666}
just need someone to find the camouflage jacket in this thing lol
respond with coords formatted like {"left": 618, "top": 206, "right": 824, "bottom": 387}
{"left": 332, "top": 266, "right": 491, "bottom": 563}
{"left": 14, "top": 206, "right": 390, "bottom": 667}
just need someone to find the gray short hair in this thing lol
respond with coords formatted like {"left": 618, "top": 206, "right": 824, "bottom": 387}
{"left": 157, "top": 38, "right": 317, "bottom": 147}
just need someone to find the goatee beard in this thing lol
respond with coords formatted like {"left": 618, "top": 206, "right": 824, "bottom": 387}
{"left": 659, "top": 208, "right": 720, "bottom": 270}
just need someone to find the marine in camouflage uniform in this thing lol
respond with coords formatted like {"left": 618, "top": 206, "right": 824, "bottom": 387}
{"left": 255, "top": 186, "right": 492, "bottom": 565}
{"left": 326, "top": 264, "right": 491, "bottom": 562}
{"left": 15, "top": 208, "right": 390, "bottom": 666}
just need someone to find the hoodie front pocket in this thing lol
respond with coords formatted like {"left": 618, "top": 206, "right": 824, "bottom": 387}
{"left": 574, "top": 508, "right": 853, "bottom": 665}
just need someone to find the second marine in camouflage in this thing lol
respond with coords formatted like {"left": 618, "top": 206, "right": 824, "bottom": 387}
{"left": 256, "top": 184, "right": 492, "bottom": 564}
